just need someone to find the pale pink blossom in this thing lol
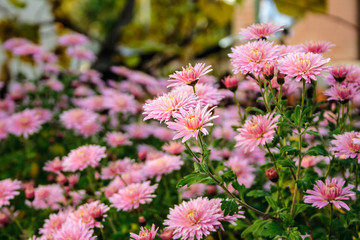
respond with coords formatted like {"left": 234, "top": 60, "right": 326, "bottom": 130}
{"left": 167, "top": 63, "right": 212, "bottom": 88}
{"left": 66, "top": 47, "right": 96, "bottom": 61}
{"left": 3, "top": 38, "right": 29, "bottom": 51}
{"left": 105, "top": 132, "right": 131, "bottom": 147}
{"left": 71, "top": 201, "right": 109, "bottom": 228}
{"left": 46, "top": 78, "right": 64, "bottom": 91}
{"left": 304, "top": 178, "right": 355, "bottom": 210}
{"left": 330, "top": 131, "right": 360, "bottom": 162}
{"left": 0, "top": 119, "right": 8, "bottom": 140}
{"left": 145, "top": 155, "right": 183, "bottom": 181}
{"left": 229, "top": 40, "right": 280, "bottom": 75}
{"left": 39, "top": 210, "right": 69, "bottom": 237}
{"left": 181, "top": 184, "right": 206, "bottom": 199}
{"left": 162, "top": 141, "right": 185, "bottom": 155}
{"left": 60, "top": 108, "right": 98, "bottom": 129}
{"left": 240, "top": 22, "right": 283, "bottom": 40}
{"left": 166, "top": 104, "right": 218, "bottom": 142}
{"left": 58, "top": 33, "right": 89, "bottom": 46}
{"left": 101, "top": 158, "right": 132, "bottom": 179}
{"left": 8, "top": 109, "right": 43, "bottom": 138}
{"left": 235, "top": 113, "right": 280, "bottom": 152}
{"left": 13, "top": 43, "right": 42, "bottom": 56}
{"left": 324, "top": 83, "right": 360, "bottom": 103}
{"left": 62, "top": 145, "right": 106, "bottom": 172}
{"left": 109, "top": 181, "right": 158, "bottom": 211}
{"left": 300, "top": 155, "right": 323, "bottom": 168}
{"left": 75, "top": 96, "right": 105, "bottom": 111}
{"left": 52, "top": 219, "right": 95, "bottom": 240}
{"left": 130, "top": 224, "right": 159, "bottom": 240}
{"left": 125, "top": 123, "right": 152, "bottom": 139}
{"left": 226, "top": 157, "right": 255, "bottom": 188}
{"left": 31, "top": 184, "right": 66, "bottom": 210}
{"left": 43, "top": 157, "right": 63, "bottom": 174}
{"left": 0, "top": 179, "right": 21, "bottom": 207}
{"left": 277, "top": 52, "right": 330, "bottom": 83}
{"left": 104, "top": 93, "right": 137, "bottom": 114}
{"left": 300, "top": 40, "right": 335, "bottom": 54}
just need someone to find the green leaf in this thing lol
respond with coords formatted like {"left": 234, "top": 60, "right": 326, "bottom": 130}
{"left": 280, "top": 145, "right": 300, "bottom": 155}
{"left": 265, "top": 196, "right": 278, "bottom": 211}
{"left": 305, "top": 144, "right": 329, "bottom": 156}
{"left": 247, "top": 190, "right": 270, "bottom": 198}
{"left": 262, "top": 222, "right": 284, "bottom": 238}
{"left": 304, "top": 130, "right": 321, "bottom": 137}
{"left": 220, "top": 199, "right": 239, "bottom": 216}
{"left": 291, "top": 105, "right": 301, "bottom": 124}
{"left": 176, "top": 173, "right": 215, "bottom": 188}
{"left": 241, "top": 219, "right": 270, "bottom": 238}
{"left": 278, "top": 158, "right": 296, "bottom": 168}
{"left": 245, "top": 107, "right": 265, "bottom": 115}
{"left": 232, "top": 181, "right": 246, "bottom": 200}
{"left": 210, "top": 138, "right": 223, "bottom": 146}
{"left": 220, "top": 170, "right": 236, "bottom": 184}
{"left": 293, "top": 203, "right": 310, "bottom": 217}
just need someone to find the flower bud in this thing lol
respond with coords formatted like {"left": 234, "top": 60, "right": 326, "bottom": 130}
{"left": 331, "top": 65, "right": 348, "bottom": 83}
{"left": 206, "top": 185, "right": 217, "bottom": 196}
{"left": 138, "top": 216, "right": 146, "bottom": 226}
{"left": 159, "top": 229, "right": 174, "bottom": 240}
{"left": 276, "top": 71, "right": 285, "bottom": 85}
{"left": 262, "top": 62, "right": 275, "bottom": 81}
{"left": 222, "top": 76, "right": 238, "bottom": 92}
{"left": 0, "top": 212, "right": 9, "bottom": 227}
{"left": 25, "top": 186, "right": 35, "bottom": 201}
{"left": 266, "top": 168, "right": 279, "bottom": 182}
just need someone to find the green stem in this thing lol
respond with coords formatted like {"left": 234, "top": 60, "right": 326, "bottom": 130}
{"left": 291, "top": 129, "right": 304, "bottom": 217}
{"left": 184, "top": 142, "right": 201, "bottom": 163}
{"left": 265, "top": 143, "right": 278, "bottom": 171}
{"left": 86, "top": 167, "right": 96, "bottom": 194}
{"left": 328, "top": 204, "right": 333, "bottom": 240}
{"left": 278, "top": 84, "right": 283, "bottom": 111}
{"left": 325, "top": 157, "right": 334, "bottom": 178}
{"left": 300, "top": 79, "right": 306, "bottom": 116}
{"left": 355, "top": 162, "right": 359, "bottom": 192}
{"left": 258, "top": 78, "right": 271, "bottom": 112}
{"left": 108, "top": 214, "right": 117, "bottom": 233}
{"left": 217, "top": 229, "right": 223, "bottom": 240}
{"left": 192, "top": 85, "right": 196, "bottom": 94}
{"left": 233, "top": 92, "right": 243, "bottom": 123}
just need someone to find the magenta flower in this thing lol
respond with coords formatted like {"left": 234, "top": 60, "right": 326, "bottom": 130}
{"left": 166, "top": 104, "right": 219, "bottom": 142}
{"left": 164, "top": 197, "right": 244, "bottom": 240}
{"left": 109, "top": 181, "right": 158, "bottom": 211}
{"left": 324, "top": 83, "right": 360, "bottom": 103}
{"left": 167, "top": 63, "right": 212, "bottom": 88}
{"left": 62, "top": 145, "right": 106, "bottom": 172}
{"left": 130, "top": 224, "right": 159, "bottom": 240}
{"left": 143, "top": 88, "right": 197, "bottom": 122}
{"left": 240, "top": 22, "right": 283, "bottom": 40}
{"left": 58, "top": 33, "right": 89, "bottom": 46}
{"left": 235, "top": 113, "right": 280, "bottom": 152}
{"left": 304, "top": 178, "right": 355, "bottom": 210}
{"left": 277, "top": 52, "right": 330, "bottom": 83}
{"left": 300, "top": 40, "right": 335, "bottom": 54}
{"left": 221, "top": 76, "right": 239, "bottom": 91}
{"left": 0, "top": 179, "right": 21, "bottom": 207}
{"left": 330, "top": 131, "right": 360, "bottom": 162}
{"left": 229, "top": 40, "right": 279, "bottom": 75}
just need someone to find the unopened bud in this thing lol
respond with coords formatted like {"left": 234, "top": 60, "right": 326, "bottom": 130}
{"left": 0, "top": 212, "right": 9, "bottom": 226}
{"left": 266, "top": 168, "right": 279, "bottom": 182}
{"left": 276, "top": 71, "right": 285, "bottom": 85}
{"left": 206, "top": 185, "right": 217, "bottom": 196}
{"left": 138, "top": 216, "right": 146, "bottom": 226}
{"left": 262, "top": 62, "right": 275, "bottom": 81}
{"left": 222, "top": 76, "right": 238, "bottom": 92}
{"left": 25, "top": 186, "right": 35, "bottom": 201}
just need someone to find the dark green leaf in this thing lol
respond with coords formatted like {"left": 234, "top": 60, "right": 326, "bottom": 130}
{"left": 305, "top": 145, "right": 329, "bottom": 156}
{"left": 220, "top": 199, "right": 239, "bottom": 216}
{"left": 304, "top": 130, "right": 321, "bottom": 137}
{"left": 245, "top": 107, "right": 265, "bottom": 115}
{"left": 278, "top": 158, "right": 296, "bottom": 168}
{"left": 265, "top": 196, "right": 278, "bottom": 211}
{"left": 280, "top": 145, "right": 300, "bottom": 156}
{"left": 176, "top": 173, "right": 215, "bottom": 188}
{"left": 232, "top": 181, "right": 246, "bottom": 200}
{"left": 247, "top": 190, "right": 270, "bottom": 198}
{"left": 293, "top": 203, "right": 310, "bottom": 218}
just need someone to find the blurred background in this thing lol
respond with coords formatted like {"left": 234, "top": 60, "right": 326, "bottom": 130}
{"left": 0, "top": 0, "right": 358, "bottom": 80}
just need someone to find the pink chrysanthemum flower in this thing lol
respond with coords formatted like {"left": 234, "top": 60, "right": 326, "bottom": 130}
{"left": 43, "top": 157, "right": 63, "bottom": 174}
{"left": 101, "top": 158, "right": 132, "bottom": 179}
{"left": 226, "top": 157, "right": 255, "bottom": 188}
{"left": 60, "top": 108, "right": 98, "bottom": 129}
{"left": 3, "top": 38, "right": 30, "bottom": 51}
{"left": 104, "top": 93, "right": 137, "bottom": 114}
{"left": 240, "top": 22, "right": 283, "bottom": 40}
{"left": 109, "top": 181, "right": 158, "bottom": 211}
{"left": 325, "top": 65, "right": 351, "bottom": 85}
{"left": 125, "top": 123, "right": 152, "bottom": 139}
{"left": 105, "top": 132, "right": 131, "bottom": 147}
{"left": 31, "top": 184, "right": 66, "bottom": 210}
{"left": 75, "top": 96, "right": 105, "bottom": 111}
{"left": 66, "top": 47, "right": 96, "bottom": 61}
{"left": 39, "top": 210, "right": 69, "bottom": 237}
{"left": 62, "top": 145, "right": 106, "bottom": 172}
{"left": 52, "top": 219, "right": 95, "bottom": 240}
{"left": 13, "top": 43, "right": 42, "bottom": 56}
{"left": 277, "top": 52, "right": 330, "bottom": 83}
{"left": 330, "top": 131, "right": 360, "bottom": 162}
{"left": 34, "top": 50, "right": 57, "bottom": 65}
{"left": 130, "top": 224, "right": 159, "bottom": 240}
{"left": 145, "top": 155, "right": 183, "bottom": 181}
{"left": 58, "top": 33, "right": 89, "bottom": 46}
{"left": 235, "top": 113, "right": 280, "bottom": 152}
{"left": 8, "top": 109, "right": 43, "bottom": 138}
{"left": 162, "top": 141, "right": 185, "bottom": 155}
{"left": 324, "top": 83, "right": 360, "bottom": 103}
{"left": 229, "top": 40, "right": 279, "bottom": 75}
{"left": 71, "top": 201, "right": 110, "bottom": 228}
{"left": 164, "top": 197, "right": 244, "bottom": 240}
{"left": 166, "top": 104, "right": 218, "bottom": 142}
{"left": 167, "top": 63, "right": 212, "bottom": 88}
{"left": 300, "top": 155, "right": 323, "bottom": 168}
{"left": 300, "top": 40, "right": 335, "bottom": 54}
{"left": 222, "top": 76, "right": 239, "bottom": 92}
{"left": 304, "top": 178, "right": 355, "bottom": 210}
{"left": 181, "top": 184, "right": 206, "bottom": 199}
{"left": 0, "top": 179, "right": 21, "bottom": 207}
{"left": 143, "top": 88, "right": 197, "bottom": 122}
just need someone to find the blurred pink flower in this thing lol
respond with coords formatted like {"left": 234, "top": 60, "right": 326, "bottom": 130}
{"left": 101, "top": 158, "right": 132, "bottom": 179}
{"left": 300, "top": 40, "right": 335, "bottom": 54}
{"left": 0, "top": 119, "right": 8, "bottom": 140}
{"left": 130, "top": 224, "right": 159, "bottom": 240}
{"left": 229, "top": 40, "right": 279, "bottom": 75}
{"left": 304, "top": 178, "right": 355, "bottom": 210}
{"left": 3, "top": 38, "right": 30, "bottom": 51}
{"left": 104, "top": 93, "right": 137, "bottom": 114}
{"left": 109, "top": 181, "right": 158, "bottom": 211}
{"left": 240, "top": 22, "right": 283, "bottom": 40}
{"left": 39, "top": 210, "right": 68, "bottom": 237}
{"left": 145, "top": 155, "right": 183, "bottom": 181}
{"left": 300, "top": 155, "right": 323, "bottom": 168}
{"left": 52, "top": 219, "right": 95, "bottom": 240}
{"left": 43, "top": 157, "right": 63, "bottom": 174}
{"left": 167, "top": 63, "right": 212, "bottom": 88}
{"left": 105, "top": 132, "right": 131, "bottom": 147}
{"left": 181, "top": 184, "right": 206, "bottom": 199}
{"left": 125, "top": 123, "right": 152, "bottom": 139}
{"left": 277, "top": 52, "right": 330, "bottom": 83}
{"left": 8, "top": 109, "right": 43, "bottom": 138}
{"left": 31, "top": 184, "right": 66, "bottom": 210}
{"left": 162, "top": 141, "right": 185, "bottom": 155}
{"left": 60, "top": 108, "right": 98, "bottom": 129}
{"left": 75, "top": 96, "right": 105, "bottom": 111}
{"left": 143, "top": 88, "right": 197, "bottom": 122}
{"left": 13, "top": 43, "right": 42, "bottom": 56}
{"left": 66, "top": 47, "right": 96, "bottom": 61}
{"left": 58, "top": 33, "right": 89, "bottom": 46}
{"left": 167, "top": 104, "right": 218, "bottom": 142}
{"left": 71, "top": 200, "right": 109, "bottom": 228}
{"left": 46, "top": 78, "right": 64, "bottom": 92}
{"left": 324, "top": 83, "right": 359, "bottom": 103}
{"left": 62, "top": 145, "right": 106, "bottom": 172}
{"left": 226, "top": 157, "right": 255, "bottom": 188}
{"left": 235, "top": 113, "right": 279, "bottom": 152}
{"left": 0, "top": 179, "right": 21, "bottom": 207}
